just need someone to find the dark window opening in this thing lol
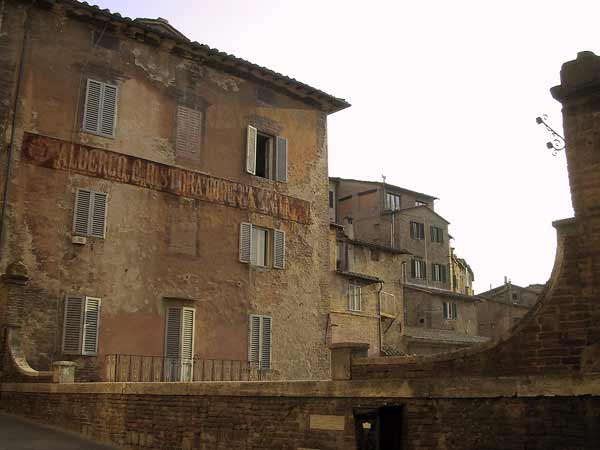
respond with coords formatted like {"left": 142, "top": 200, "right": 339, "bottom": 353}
{"left": 329, "top": 191, "right": 334, "bottom": 208}
{"left": 255, "top": 133, "right": 271, "bottom": 178}
{"left": 354, "top": 406, "right": 403, "bottom": 450}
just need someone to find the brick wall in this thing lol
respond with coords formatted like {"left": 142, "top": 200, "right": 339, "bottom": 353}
{"left": 1, "top": 378, "right": 599, "bottom": 450}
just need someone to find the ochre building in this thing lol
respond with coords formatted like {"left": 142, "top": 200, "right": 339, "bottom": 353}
{"left": 0, "top": 0, "right": 349, "bottom": 381}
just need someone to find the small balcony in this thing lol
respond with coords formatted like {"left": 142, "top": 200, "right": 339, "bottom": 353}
{"left": 380, "top": 292, "right": 397, "bottom": 318}
{"left": 105, "top": 354, "right": 269, "bottom": 382}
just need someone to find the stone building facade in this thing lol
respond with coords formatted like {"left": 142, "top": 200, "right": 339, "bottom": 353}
{"left": 328, "top": 177, "right": 489, "bottom": 355}
{"left": 0, "top": 0, "right": 349, "bottom": 381}
{"left": 476, "top": 280, "right": 542, "bottom": 339}
{"left": 328, "top": 222, "right": 406, "bottom": 356}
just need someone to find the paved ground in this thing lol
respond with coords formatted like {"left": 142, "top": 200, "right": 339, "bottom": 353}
{"left": 0, "top": 413, "right": 116, "bottom": 450}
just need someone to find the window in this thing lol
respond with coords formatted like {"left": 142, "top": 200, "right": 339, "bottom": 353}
{"left": 384, "top": 193, "right": 401, "bottom": 210}
{"left": 443, "top": 301, "right": 458, "bottom": 320}
{"left": 411, "top": 259, "right": 426, "bottom": 279}
{"left": 83, "top": 79, "right": 118, "bottom": 138}
{"left": 329, "top": 191, "right": 334, "bottom": 208}
{"left": 432, "top": 263, "right": 447, "bottom": 282}
{"left": 415, "top": 200, "right": 428, "bottom": 207}
{"left": 430, "top": 226, "right": 444, "bottom": 243}
{"left": 239, "top": 223, "right": 285, "bottom": 269}
{"left": 249, "top": 314, "right": 272, "bottom": 369}
{"left": 348, "top": 284, "right": 362, "bottom": 311}
{"left": 73, "top": 189, "right": 108, "bottom": 238}
{"left": 246, "top": 125, "right": 287, "bottom": 181}
{"left": 176, "top": 105, "right": 202, "bottom": 154}
{"left": 165, "top": 307, "right": 195, "bottom": 381}
{"left": 410, "top": 221, "right": 425, "bottom": 240}
{"left": 62, "top": 296, "right": 101, "bottom": 355}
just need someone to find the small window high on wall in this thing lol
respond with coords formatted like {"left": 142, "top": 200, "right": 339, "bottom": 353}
{"left": 246, "top": 125, "right": 287, "bottom": 181}
{"left": 83, "top": 79, "right": 118, "bottom": 138}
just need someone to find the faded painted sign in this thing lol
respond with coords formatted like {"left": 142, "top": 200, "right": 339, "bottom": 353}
{"left": 21, "top": 133, "right": 311, "bottom": 224}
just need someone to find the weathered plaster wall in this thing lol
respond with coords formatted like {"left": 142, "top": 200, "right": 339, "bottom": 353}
{"left": 1, "top": 2, "right": 333, "bottom": 380}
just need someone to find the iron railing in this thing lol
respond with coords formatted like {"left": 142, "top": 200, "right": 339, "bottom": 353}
{"left": 105, "top": 354, "right": 268, "bottom": 382}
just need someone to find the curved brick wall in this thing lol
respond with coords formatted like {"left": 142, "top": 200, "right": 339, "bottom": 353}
{"left": 353, "top": 51, "right": 600, "bottom": 380}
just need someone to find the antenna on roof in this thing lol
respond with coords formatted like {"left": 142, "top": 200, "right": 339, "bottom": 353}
{"left": 382, "top": 174, "right": 386, "bottom": 184}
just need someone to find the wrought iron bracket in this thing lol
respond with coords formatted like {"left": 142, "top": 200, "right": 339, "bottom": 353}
{"left": 536, "top": 115, "right": 565, "bottom": 155}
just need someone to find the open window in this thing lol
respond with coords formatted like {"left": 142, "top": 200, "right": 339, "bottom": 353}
{"left": 246, "top": 125, "right": 287, "bottom": 181}
{"left": 239, "top": 222, "right": 285, "bottom": 269}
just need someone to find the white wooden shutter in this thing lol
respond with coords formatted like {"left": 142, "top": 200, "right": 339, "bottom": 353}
{"left": 260, "top": 316, "right": 272, "bottom": 370}
{"left": 181, "top": 308, "right": 195, "bottom": 360}
{"left": 248, "top": 314, "right": 261, "bottom": 367}
{"left": 62, "top": 296, "right": 84, "bottom": 354}
{"left": 83, "top": 79, "right": 102, "bottom": 134}
{"left": 239, "top": 222, "right": 252, "bottom": 263}
{"left": 100, "top": 83, "right": 118, "bottom": 137}
{"left": 82, "top": 297, "right": 101, "bottom": 355}
{"left": 73, "top": 189, "right": 91, "bottom": 235}
{"left": 90, "top": 192, "right": 108, "bottom": 238}
{"left": 272, "top": 229, "right": 285, "bottom": 269}
{"left": 176, "top": 106, "right": 202, "bottom": 154}
{"left": 246, "top": 125, "right": 257, "bottom": 175}
{"left": 275, "top": 136, "right": 288, "bottom": 182}
{"left": 165, "top": 307, "right": 182, "bottom": 359}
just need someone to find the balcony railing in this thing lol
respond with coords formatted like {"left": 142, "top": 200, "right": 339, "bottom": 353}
{"left": 105, "top": 354, "right": 268, "bottom": 382}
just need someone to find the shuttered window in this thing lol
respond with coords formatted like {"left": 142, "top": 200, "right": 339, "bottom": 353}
{"left": 176, "top": 106, "right": 203, "bottom": 154}
{"left": 165, "top": 307, "right": 195, "bottom": 359}
{"left": 348, "top": 284, "right": 362, "bottom": 311}
{"left": 82, "top": 297, "right": 101, "bottom": 355}
{"left": 73, "top": 189, "right": 108, "bottom": 238}
{"left": 443, "top": 301, "right": 458, "bottom": 320}
{"left": 248, "top": 314, "right": 272, "bottom": 370}
{"left": 273, "top": 229, "right": 285, "bottom": 269}
{"left": 411, "top": 259, "right": 426, "bottom": 279}
{"left": 83, "top": 79, "right": 118, "bottom": 138}
{"left": 430, "top": 226, "right": 444, "bottom": 243}
{"left": 246, "top": 125, "right": 257, "bottom": 175}
{"left": 239, "top": 223, "right": 285, "bottom": 269}
{"left": 245, "top": 125, "right": 288, "bottom": 182}
{"left": 410, "top": 221, "right": 425, "bottom": 240}
{"left": 432, "top": 263, "right": 447, "bottom": 282}
{"left": 275, "top": 136, "right": 288, "bottom": 182}
{"left": 165, "top": 307, "right": 195, "bottom": 381}
{"left": 62, "top": 296, "right": 101, "bottom": 355}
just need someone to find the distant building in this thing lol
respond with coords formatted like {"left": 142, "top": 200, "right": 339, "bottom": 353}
{"left": 450, "top": 247, "right": 475, "bottom": 296}
{"left": 328, "top": 178, "right": 489, "bottom": 355}
{"left": 476, "top": 280, "right": 544, "bottom": 339}
{"left": 328, "top": 220, "right": 407, "bottom": 356}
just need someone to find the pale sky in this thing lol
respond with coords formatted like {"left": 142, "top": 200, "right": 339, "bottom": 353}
{"left": 95, "top": 0, "right": 589, "bottom": 293}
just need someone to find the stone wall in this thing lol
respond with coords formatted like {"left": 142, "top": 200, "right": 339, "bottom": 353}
{"left": 1, "top": 376, "right": 599, "bottom": 450}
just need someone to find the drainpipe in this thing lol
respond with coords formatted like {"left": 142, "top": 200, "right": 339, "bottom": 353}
{"left": 0, "top": 6, "right": 29, "bottom": 263}
{"left": 376, "top": 281, "right": 384, "bottom": 355}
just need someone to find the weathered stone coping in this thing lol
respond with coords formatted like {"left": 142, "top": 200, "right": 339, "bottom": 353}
{"left": 2, "top": 374, "right": 599, "bottom": 399}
